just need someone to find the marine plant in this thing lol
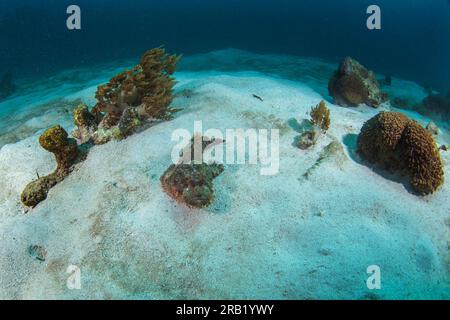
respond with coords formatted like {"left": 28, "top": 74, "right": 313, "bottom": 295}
{"left": 21, "top": 126, "right": 79, "bottom": 207}
{"left": 328, "top": 57, "right": 388, "bottom": 107}
{"left": 357, "top": 111, "right": 444, "bottom": 195}
{"left": 310, "top": 100, "right": 330, "bottom": 132}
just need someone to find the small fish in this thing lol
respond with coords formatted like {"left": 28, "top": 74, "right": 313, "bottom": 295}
{"left": 252, "top": 94, "right": 263, "bottom": 102}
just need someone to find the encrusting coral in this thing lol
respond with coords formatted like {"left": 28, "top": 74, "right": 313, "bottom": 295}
{"left": 21, "top": 126, "right": 79, "bottom": 207}
{"left": 357, "top": 111, "right": 444, "bottom": 195}
{"left": 73, "top": 47, "right": 181, "bottom": 144}
{"left": 161, "top": 135, "right": 224, "bottom": 208}
{"left": 328, "top": 57, "right": 388, "bottom": 107}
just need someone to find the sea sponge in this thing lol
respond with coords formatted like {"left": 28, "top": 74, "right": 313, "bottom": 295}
{"left": 357, "top": 112, "right": 444, "bottom": 194}
{"left": 21, "top": 126, "right": 79, "bottom": 207}
{"left": 328, "top": 57, "right": 388, "bottom": 107}
{"left": 310, "top": 100, "right": 330, "bottom": 132}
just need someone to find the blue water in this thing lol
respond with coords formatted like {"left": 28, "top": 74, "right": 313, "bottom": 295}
{"left": 0, "top": 0, "right": 449, "bottom": 92}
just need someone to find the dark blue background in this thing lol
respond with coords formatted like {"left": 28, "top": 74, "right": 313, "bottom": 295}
{"left": 0, "top": 0, "right": 449, "bottom": 91}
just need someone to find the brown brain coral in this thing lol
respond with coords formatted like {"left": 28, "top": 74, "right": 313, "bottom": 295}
{"left": 357, "top": 112, "right": 444, "bottom": 194}
{"left": 397, "top": 121, "right": 444, "bottom": 194}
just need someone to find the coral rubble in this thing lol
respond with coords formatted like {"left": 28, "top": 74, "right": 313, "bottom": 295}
{"left": 328, "top": 57, "right": 388, "bottom": 107}
{"left": 21, "top": 126, "right": 79, "bottom": 207}
{"left": 74, "top": 47, "right": 181, "bottom": 144}
{"left": 357, "top": 112, "right": 444, "bottom": 195}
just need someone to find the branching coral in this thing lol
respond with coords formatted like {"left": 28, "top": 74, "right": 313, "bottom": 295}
{"left": 21, "top": 126, "right": 79, "bottom": 207}
{"left": 92, "top": 47, "right": 181, "bottom": 127}
{"left": 328, "top": 57, "right": 388, "bottom": 107}
{"left": 310, "top": 100, "right": 330, "bottom": 132}
{"left": 357, "top": 112, "right": 444, "bottom": 195}
{"left": 73, "top": 47, "right": 181, "bottom": 144}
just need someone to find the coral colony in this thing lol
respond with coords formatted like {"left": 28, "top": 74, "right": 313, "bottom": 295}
{"left": 20, "top": 50, "right": 446, "bottom": 210}
{"left": 22, "top": 47, "right": 181, "bottom": 207}
{"left": 357, "top": 112, "right": 444, "bottom": 194}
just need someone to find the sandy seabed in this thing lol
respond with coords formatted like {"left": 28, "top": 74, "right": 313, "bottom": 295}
{"left": 0, "top": 50, "right": 448, "bottom": 299}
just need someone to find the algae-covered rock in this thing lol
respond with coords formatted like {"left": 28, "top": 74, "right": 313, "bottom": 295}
{"left": 160, "top": 163, "right": 224, "bottom": 208}
{"left": 297, "top": 126, "right": 320, "bottom": 150}
{"left": 161, "top": 134, "right": 225, "bottom": 208}
{"left": 328, "top": 57, "right": 388, "bottom": 107}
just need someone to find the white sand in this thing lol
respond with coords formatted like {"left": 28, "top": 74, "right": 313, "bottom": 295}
{"left": 0, "top": 50, "right": 448, "bottom": 299}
